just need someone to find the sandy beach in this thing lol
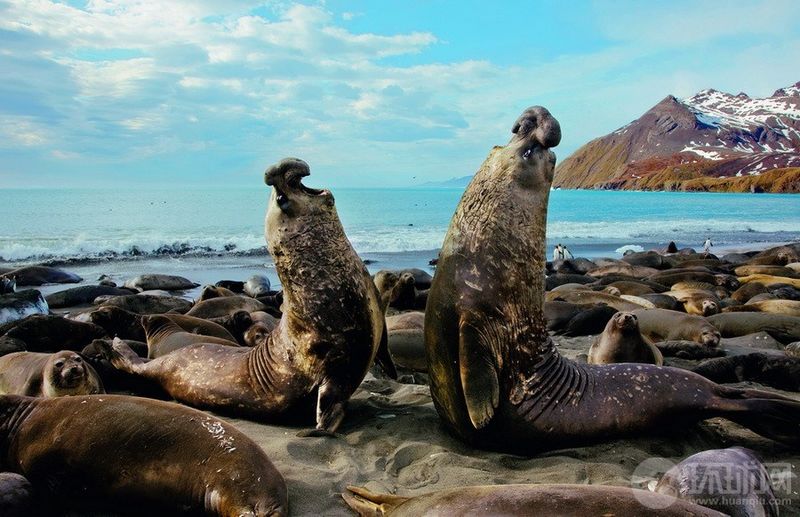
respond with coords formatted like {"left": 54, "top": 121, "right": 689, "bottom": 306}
{"left": 222, "top": 335, "right": 800, "bottom": 516}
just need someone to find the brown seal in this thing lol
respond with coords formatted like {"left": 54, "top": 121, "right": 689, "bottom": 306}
{"left": 664, "top": 288, "right": 720, "bottom": 316}
{"left": 632, "top": 308, "right": 721, "bottom": 347}
{"left": 142, "top": 315, "right": 240, "bottom": 358}
{"left": 738, "top": 274, "right": 800, "bottom": 289}
{"left": 342, "top": 484, "right": 725, "bottom": 516}
{"left": 89, "top": 306, "right": 239, "bottom": 343}
{"left": 186, "top": 296, "right": 267, "bottom": 319}
{"left": 385, "top": 311, "right": 426, "bottom": 372}
{"left": 588, "top": 312, "right": 663, "bottom": 365}
{"left": 198, "top": 284, "right": 237, "bottom": 301}
{"left": 654, "top": 447, "right": 779, "bottom": 517}
{"left": 708, "top": 312, "right": 800, "bottom": 345}
{"left": 424, "top": 107, "right": 800, "bottom": 454}
{"left": 99, "top": 159, "right": 395, "bottom": 434}
{"left": 0, "top": 314, "right": 107, "bottom": 352}
{"left": 96, "top": 294, "right": 192, "bottom": 314}
{"left": 123, "top": 274, "right": 199, "bottom": 292}
{"left": 0, "top": 350, "right": 104, "bottom": 397}
{"left": 0, "top": 394, "right": 287, "bottom": 515}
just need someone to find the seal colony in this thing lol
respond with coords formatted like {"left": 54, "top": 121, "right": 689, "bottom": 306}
{"left": 0, "top": 111, "right": 798, "bottom": 515}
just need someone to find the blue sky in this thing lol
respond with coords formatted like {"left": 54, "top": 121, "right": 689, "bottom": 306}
{"left": 1, "top": 0, "right": 799, "bottom": 188}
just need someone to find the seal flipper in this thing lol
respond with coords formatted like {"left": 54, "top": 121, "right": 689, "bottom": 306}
{"left": 375, "top": 324, "right": 398, "bottom": 379}
{"left": 341, "top": 486, "right": 409, "bottom": 517}
{"left": 716, "top": 386, "right": 800, "bottom": 447}
{"left": 459, "top": 318, "right": 499, "bottom": 430}
{"left": 96, "top": 337, "right": 149, "bottom": 374}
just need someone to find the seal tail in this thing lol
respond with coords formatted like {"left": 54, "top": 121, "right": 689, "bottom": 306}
{"left": 341, "top": 486, "right": 409, "bottom": 517}
{"left": 95, "top": 337, "right": 146, "bottom": 374}
{"left": 714, "top": 386, "right": 800, "bottom": 447}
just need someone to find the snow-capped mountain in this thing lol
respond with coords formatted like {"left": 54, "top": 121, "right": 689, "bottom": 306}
{"left": 553, "top": 82, "right": 800, "bottom": 192}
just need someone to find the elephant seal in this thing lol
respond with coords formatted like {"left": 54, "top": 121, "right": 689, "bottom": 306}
{"left": 385, "top": 311, "right": 426, "bottom": 372}
{"left": 0, "top": 314, "right": 107, "bottom": 352}
{"left": 735, "top": 264, "right": 800, "bottom": 278}
{"left": 96, "top": 294, "right": 192, "bottom": 314}
{"left": 693, "top": 352, "right": 800, "bottom": 391}
{"left": 664, "top": 288, "right": 720, "bottom": 316}
{"left": 729, "top": 299, "right": 800, "bottom": 317}
{"left": 123, "top": 274, "right": 198, "bottom": 292}
{"left": 739, "top": 274, "right": 800, "bottom": 289}
{"left": 708, "top": 312, "right": 800, "bottom": 345}
{"left": 186, "top": 296, "right": 266, "bottom": 319}
{"left": 244, "top": 275, "right": 272, "bottom": 298}
{"left": 638, "top": 293, "right": 684, "bottom": 311}
{"left": 342, "top": 484, "right": 725, "bottom": 517}
{"left": 0, "top": 266, "right": 81, "bottom": 286}
{"left": 0, "top": 350, "right": 104, "bottom": 397}
{"left": 45, "top": 285, "right": 134, "bottom": 309}
{"left": 588, "top": 312, "right": 663, "bottom": 365}
{"left": 142, "top": 315, "right": 240, "bottom": 358}
{"left": 654, "top": 447, "right": 779, "bottom": 517}
{"left": 99, "top": 158, "right": 395, "bottom": 433}
{"left": 0, "top": 472, "right": 34, "bottom": 517}
{"left": 424, "top": 107, "right": 800, "bottom": 453}
{"left": 545, "top": 289, "right": 644, "bottom": 311}
{"left": 606, "top": 280, "right": 655, "bottom": 296}
{"left": 732, "top": 282, "right": 768, "bottom": 303}
{"left": 198, "top": 284, "right": 237, "bottom": 302}
{"left": 632, "top": 309, "right": 721, "bottom": 347}
{"left": 0, "top": 290, "right": 49, "bottom": 325}
{"left": 747, "top": 244, "right": 800, "bottom": 266}
{"left": 207, "top": 310, "right": 255, "bottom": 345}
{"left": 373, "top": 270, "right": 416, "bottom": 311}
{"left": 0, "top": 394, "right": 288, "bottom": 515}
{"left": 655, "top": 340, "right": 726, "bottom": 360}
{"left": 215, "top": 279, "right": 245, "bottom": 293}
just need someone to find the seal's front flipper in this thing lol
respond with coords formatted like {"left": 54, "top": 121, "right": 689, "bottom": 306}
{"left": 375, "top": 323, "right": 398, "bottom": 379}
{"left": 311, "top": 380, "right": 347, "bottom": 435}
{"left": 296, "top": 428, "right": 339, "bottom": 438}
{"left": 459, "top": 318, "right": 499, "bottom": 430}
{"left": 341, "top": 486, "right": 408, "bottom": 517}
{"left": 96, "top": 337, "right": 147, "bottom": 374}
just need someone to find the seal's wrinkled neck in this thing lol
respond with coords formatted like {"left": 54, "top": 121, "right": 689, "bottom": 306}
{"left": 0, "top": 395, "right": 35, "bottom": 466}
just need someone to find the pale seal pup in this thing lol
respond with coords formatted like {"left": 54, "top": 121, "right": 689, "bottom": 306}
{"left": 0, "top": 350, "right": 104, "bottom": 397}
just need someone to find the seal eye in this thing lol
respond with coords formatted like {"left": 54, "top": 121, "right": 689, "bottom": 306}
{"left": 74, "top": 356, "right": 82, "bottom": 363}
{"left": 54, "top": 360, "right": 65, "bottom": 368}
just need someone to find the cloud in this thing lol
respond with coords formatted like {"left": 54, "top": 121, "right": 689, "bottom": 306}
{"left": 0, "top": 0, "right": 798, "bottom": 187}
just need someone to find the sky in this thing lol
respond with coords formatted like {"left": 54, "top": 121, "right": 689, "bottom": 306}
{"left": 1, "top": 0, "right": 799, "bottom": 188}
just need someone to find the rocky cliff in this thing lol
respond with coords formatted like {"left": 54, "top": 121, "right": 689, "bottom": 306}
{"left": 554, "top": 82, "right": 800, "bottom": 192}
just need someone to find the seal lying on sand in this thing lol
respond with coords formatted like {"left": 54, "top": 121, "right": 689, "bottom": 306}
{"left": 45, "top": 285, "right": 134, "bottom": 309}
{"left": 654, "top": 447, "right": 779, "bottom": 517}
{"left": 0, "top": 394, "right": 287, "bottom": 516}
{"left": 0, "top": 266, "right": 81, "bottom": 286}
{"left": 123, "top": 274, "right": 198, "bottom": 292}
{"left": 708, "top": 312, "right": 800, "bottom": 345}
{"left": 693, "top": 352, "right": 800, "bottom": 392}
{"left": 342, "top": 484, "right": 725, "bottom": 516}
{"left": 632, "top": 308, "right": 721, "bottom": 347}
{"left": 424, "top": 107, "right": 800, "bottom": 453}
{"left": 100, "top": 159, "right": 395, "bottom": 433}
{"left": 588, "top": 312, "right": 662, "bottom": 365}
{"left": 0, "top": 350, "right": 104, "bottom": 397}
{"left": 0, "top": 314, "right": 106, "bottom": 352}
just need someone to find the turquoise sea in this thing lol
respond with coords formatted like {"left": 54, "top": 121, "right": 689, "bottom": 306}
{"left": 1, "top": 188, "right": 798, "bottom": 263}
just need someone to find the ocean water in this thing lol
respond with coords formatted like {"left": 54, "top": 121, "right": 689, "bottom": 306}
{"left": 1, "top": 188, "right": 799, "bottom": 265}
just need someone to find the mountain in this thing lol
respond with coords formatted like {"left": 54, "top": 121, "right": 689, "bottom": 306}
{"left": 416, "top": 175, "right": 473, "bottom": 188}
{"left": 553, "top": 82, "right": 800, "bottom": 192}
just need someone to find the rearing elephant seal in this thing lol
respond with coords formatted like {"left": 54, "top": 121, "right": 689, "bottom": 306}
{"left": 424, "top": 107, "right": 800, "bottom": 453}
{"left": 100, "top": 159, "right": 395, "bottom": 434}
{"left": 0, "top": 394, "right": 287, "bottom": 515}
